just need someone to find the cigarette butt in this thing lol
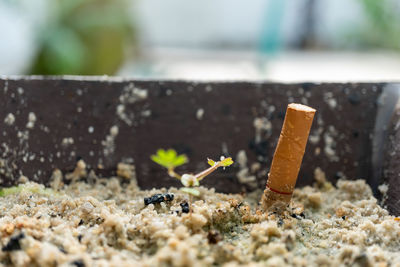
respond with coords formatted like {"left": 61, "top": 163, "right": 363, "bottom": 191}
{"left": 261, "top": 103, "right": 316, "bottom": 211}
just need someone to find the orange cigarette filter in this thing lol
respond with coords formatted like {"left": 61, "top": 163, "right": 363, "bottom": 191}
{"left": 261, "top": 103, "right": 316, "bottom": 211}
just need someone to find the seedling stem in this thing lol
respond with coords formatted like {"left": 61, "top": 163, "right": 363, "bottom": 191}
{"left": 151, "top": 149, "right": 234, "bottom": 216}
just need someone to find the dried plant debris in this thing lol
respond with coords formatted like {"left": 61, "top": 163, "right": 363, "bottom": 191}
{"left": 0, "top": 165, "right": 399, "bottom": 266}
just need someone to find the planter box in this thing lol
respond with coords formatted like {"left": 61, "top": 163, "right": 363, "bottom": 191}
{"left": 0, "top": 77, "right": 398, "bottom": 214}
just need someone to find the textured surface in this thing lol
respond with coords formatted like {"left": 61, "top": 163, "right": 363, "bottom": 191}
{"left": 383, "top": 108, "right": 400, "bottom": 215}
{"left": 0, "top": 176, "right": 399, "bottom": 266}
{"left": 0, "top": 77, "right": 384, "bottom": 196}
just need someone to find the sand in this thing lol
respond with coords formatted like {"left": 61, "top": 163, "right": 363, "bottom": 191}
{"left": 0, "top": 164, "right": 399, "bottom": 267}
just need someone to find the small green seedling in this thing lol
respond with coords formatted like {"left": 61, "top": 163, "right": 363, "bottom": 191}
{"left": 151, "top": 148, "right": 234, "bottom": 213}
{"left": 150, "top": 148, "right": 188, "bottom": 180}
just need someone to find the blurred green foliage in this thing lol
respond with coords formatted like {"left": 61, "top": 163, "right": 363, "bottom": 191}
{"left": 30, "top": 0, "right": 135, "bottom": 75}
{"left": 356, "top": 0, "right": 400, "bottom": 50}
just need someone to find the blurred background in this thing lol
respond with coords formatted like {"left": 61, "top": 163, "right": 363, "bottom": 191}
{"left": 1, "top": 0, "right": 400, "bottom": 81}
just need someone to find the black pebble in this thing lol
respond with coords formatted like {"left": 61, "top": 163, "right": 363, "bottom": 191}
{"left": 144, "top": 193, "right": 174, "bottom": 205}
{"left": 2, "top": 233, "right": 25, "bottom": 252}
{"left": 180, "top": 202, "right": 190, "bottom": 213}
{"left": 342, "top": 216, "right": 346, "bottom": 220}
{"left": 77, "top": 235, "right": 83, "bottom": 242}
{"left": 71, "top": 259, "right": 85, "bottom": 267}
{"left": 78, "top": 219, "right": 84, "bottom": 226}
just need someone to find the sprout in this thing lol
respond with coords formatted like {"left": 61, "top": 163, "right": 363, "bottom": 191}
{"left": 151, "top": 148, "right": 234, "bottom": 214}
{"left": 151, "top": 149, "right": 188, "bottom": 180}
{"left": 150, "top": 149, "right": 188, "bottom": 170}
{"left": 181, "top": 174, "right": 199, "bottom": 187}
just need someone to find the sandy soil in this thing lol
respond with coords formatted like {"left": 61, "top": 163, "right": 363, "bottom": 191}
{"left": 0, "top": 164, "right": 399, "bottom": 267}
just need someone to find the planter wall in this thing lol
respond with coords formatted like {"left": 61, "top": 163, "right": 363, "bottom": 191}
{"left": 0, "top": 77, "right": 398, "bottom": 214}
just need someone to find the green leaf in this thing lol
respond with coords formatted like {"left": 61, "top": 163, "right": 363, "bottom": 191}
{"left": 166, "top": 149, "right": 177, "bottom": 159}
{"left": 172, "top": 154, "right": 188, "bottom": 167}
{"left": 220, "top": 157, "right": 234, "bottom": 167}
{"left": 207, "top": 158, "right": 216, "bottom": 166}
{"left": 150, "top": 154, "right": 170, "bottom": 169}
{"left": 180, "top": 187, "right": 200, "bottom": 197}
{"left": 151, "top": 149, "right": 188, "bottom": 169}
{"left": 157, "top": 148, "right": 168, "bottom": 159}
